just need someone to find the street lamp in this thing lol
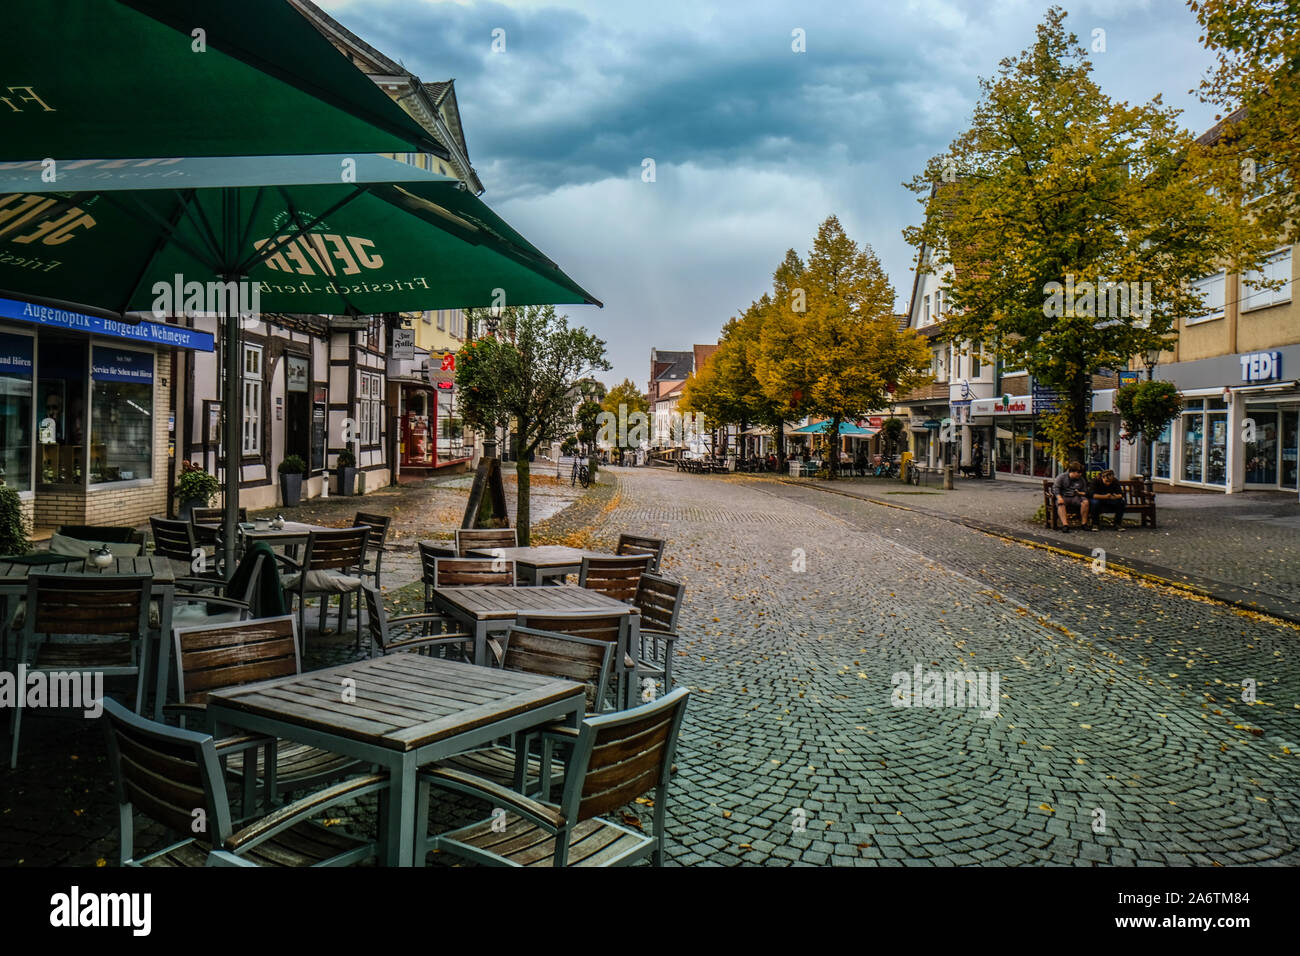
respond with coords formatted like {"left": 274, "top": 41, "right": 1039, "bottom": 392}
{"left": 1143, "top": 346, "right": 1161, "bottom": 381}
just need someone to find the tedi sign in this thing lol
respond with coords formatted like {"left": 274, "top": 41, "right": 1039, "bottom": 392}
{"left": 1240, "top": 350, "right": 1282, "bottom": 383}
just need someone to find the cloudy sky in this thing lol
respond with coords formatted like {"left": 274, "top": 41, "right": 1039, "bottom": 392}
{"left": 318, "top": 0, "right": 1222, "bottom": 389}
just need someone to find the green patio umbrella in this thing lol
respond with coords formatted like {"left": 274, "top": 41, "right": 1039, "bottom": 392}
{"left": 0, "top": 153, "right": 601, "bottom": 572}
{"left": 0, "top": 0, "right": 444, "bottom": 160}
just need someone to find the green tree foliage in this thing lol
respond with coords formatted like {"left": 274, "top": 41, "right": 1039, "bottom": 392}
{"left": 1190, "top": 0, "right": 1300, "bottom": 243}
{"left": 1115, "top": 380, "right": 1183, "bottom": 449}
{"left": 599, "top": 378, "right": 649, "bottom": 461}
{"left": 904, "top": 7, "right": 1273, "bottom": 462}
{"left": 458, "top": 305, "right": 610, "bottom": 543}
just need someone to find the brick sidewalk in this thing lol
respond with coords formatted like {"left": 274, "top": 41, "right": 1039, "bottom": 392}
{"left": 780, "top": 475, "right": 1300, "bottom": 622}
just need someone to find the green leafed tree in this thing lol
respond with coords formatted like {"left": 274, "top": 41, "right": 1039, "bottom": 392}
{"left": 1190, "top": 0, "right": 1300, "bottom": 244}
{"left": 599, "top": 378, "right": 649, "bottom": 462}
{"left": 904, "top": 6, "right": 1274, "bottom": 463}
{"left": 458, "top": 305, "right": 611, "bottom": 543}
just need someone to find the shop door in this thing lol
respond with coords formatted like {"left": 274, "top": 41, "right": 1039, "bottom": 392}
{"left": 285, "top": 356, "right": 310, "bottom": 467}
{"left": 1244, "top": 410, "right": 1279, "bottom": 485}
{"left": 285, "top": 391, "right": 309, "bottom": 464}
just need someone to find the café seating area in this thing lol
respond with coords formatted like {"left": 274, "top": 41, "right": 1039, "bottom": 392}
{"left": 1, "top": 515, "right": 689, "bottom": 867}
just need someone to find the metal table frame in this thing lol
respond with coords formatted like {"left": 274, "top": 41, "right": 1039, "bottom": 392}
{"left": 206, "top": 656, "right": 584, "bottom": 867}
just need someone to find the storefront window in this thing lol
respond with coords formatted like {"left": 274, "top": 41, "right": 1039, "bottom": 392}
{"left": 38, "top": 338, "right": 87, "bottom": 485}
{"left": 90, "top": 347, "right": 153, "bottom": 483}
{"left": 913, "top": 430, "right": 930, "bottom": 464}
{"left": 1206, "top": 413, "right": 1227, "bottom": 485}
{"left": 1031, "top": 428, "right": 1055, "bottom": 477}
{"left": 1182, "top": 414, "right": 1204, "bottom": 482}
{"left": 1152, "top": 423, "right": 1171, "bottom": 479}
{"left": 1013, "top": 422, "right": 1032, "bottom": 475}
{"left": 0, "top": 332, "right": 34, "bottom": 491}
{"left": 1282, "top": 410, "right": 1298, "bottom": 490}
{"left": 995, "top": 424, "right": 1012, "bottom": 473}
{"left": 1088, "top": 424, "right": 1111, "bottom": 472}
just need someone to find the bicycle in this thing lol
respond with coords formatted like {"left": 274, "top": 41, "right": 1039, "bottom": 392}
{"left": 908, "top": 462, "right": 923, "bottom": 486}
{"left": 571, "top": 459, "right": 591, "bottom": 488}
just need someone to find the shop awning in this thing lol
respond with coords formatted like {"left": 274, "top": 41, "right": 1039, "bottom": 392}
{"left": 790, "top": 421, "right": 879, "bottom": 436}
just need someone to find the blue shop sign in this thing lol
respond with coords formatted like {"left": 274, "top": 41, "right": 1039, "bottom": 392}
{"left": 92, "top": 347, "right": 154, "bottom": 384}
{"left": 0, "top": 296, "right": 214, "bottom": 352}
{"left": 0, "top": 332, "right": 34, "bottom": 375}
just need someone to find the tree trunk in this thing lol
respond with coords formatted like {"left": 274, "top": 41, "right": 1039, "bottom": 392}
{"left": 515, "top": 433, "right": 531, "bottom": 545}
{"left": 776, "top": 421, "right": 786, "bottom": 469}
{"left": 1068, "top": 370, "right": 1090, "bottom": 466}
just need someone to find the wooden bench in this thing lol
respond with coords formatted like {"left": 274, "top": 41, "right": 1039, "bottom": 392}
{"left": 1042, "top": 478, "right": 1156, "bottom": 530}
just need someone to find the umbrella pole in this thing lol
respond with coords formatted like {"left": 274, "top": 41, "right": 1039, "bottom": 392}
{"left": 221, "top": 272, "right": 242, "bottom": 579}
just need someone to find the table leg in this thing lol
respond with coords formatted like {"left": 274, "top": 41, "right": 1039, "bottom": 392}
{"left": 384, "top": 754, "right": 418, "bottom": 867}
{"left": 474, "top": 620, "right": 489, "bottom": 666}
{"left": 153, "top": 587, "right": 175, "bottom": 721}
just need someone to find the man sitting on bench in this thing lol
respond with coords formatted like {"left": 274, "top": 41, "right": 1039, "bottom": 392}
{"left": 1089, "top": 468, "right": 1127, "bottom": 531}
{"left": 1053, "top": 460, "right": 1093, "bottom": 533}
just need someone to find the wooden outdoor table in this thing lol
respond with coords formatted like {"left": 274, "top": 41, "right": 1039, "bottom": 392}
{"left": 465, "top": 544, "right": 610, "bottom": 585}
{"left": 0, "top": 555, "right": 176, "bottom": 719}
{"left": 205, "top": 654, "right": 585, "bottom": 867}
{"left": 430, "top": 584, "right": 640, "bottom": 667}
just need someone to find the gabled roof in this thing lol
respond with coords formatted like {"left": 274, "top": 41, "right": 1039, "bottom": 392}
{"left": 693, "top": 343, "right": 719, "bottom": 369}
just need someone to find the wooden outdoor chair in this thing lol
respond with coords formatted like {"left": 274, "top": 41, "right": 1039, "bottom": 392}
{"left": 169, "top": 615, "right": 363, "bottom": 807}
{"left": 616, "top": 533, "right": 665, "bottom": 574}
{"left": 455, "top": 527, "right": 516, "bottom": 557}
{"left": 9, "top": 573, "right": 152, "bottom": 768}
{"left": 417, "top": 687, "right": 690, "bottom": 867}
{"left": 150, "top": 515, "right": 223, "bottom": 580}
{"left": 190, "top": 507, "right": 247, "bottom": 552}
{"left": 102, "top": 696, "right": 387, "bottom": 867}
{"left": 516, "top": 611, "right": 631, "bottom": 711}
{"left": 432, "top": 557, "right": 517, "bottom": 588}
{"left": 361, "top": 584, "right": 472, "bottom": 660}
{"left": 280, "top": 527, "right": 369, "bottom": 649}
{"left": 353, "top": 511, "right": 392, "bottom": 590}
{"left": 630, "top": 574, "right": 686, "bottom": 698}
{"left": 578, "top": 554, "right": 653, "bottom": 604}
{"left": 428, "top": 625, "right": 615, "bottom": 794}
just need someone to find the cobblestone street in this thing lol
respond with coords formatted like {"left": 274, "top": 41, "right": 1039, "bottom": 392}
{"left": 2, "top": 466, "right": 1297, "bottom": 866}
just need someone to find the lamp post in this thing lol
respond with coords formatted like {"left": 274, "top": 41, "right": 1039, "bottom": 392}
{"left": 1140, "top": 346, "right": 1162, "bottom": 492}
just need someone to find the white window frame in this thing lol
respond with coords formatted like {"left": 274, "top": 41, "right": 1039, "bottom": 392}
{"left": 359, "top": 371, "right": 382, "bottom": 446}
{"left": 1188, "top": 271, "right": 1226, "bottom": 324}
{"left": 437, "top": 310, "right": 446, "bottom": 330}
{"left": 242, "top": 344, "right": 262, "bottom": 456}
{"left": 1241, "top": 248, "right": 1292, "bottom": 312}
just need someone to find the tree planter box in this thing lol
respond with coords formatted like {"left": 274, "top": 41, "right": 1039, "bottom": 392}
{"left": 336, "top": 466, "right": 356, "bottom": 496}
{"left": 280, "top": 473, "right": 303, "bottom": 508}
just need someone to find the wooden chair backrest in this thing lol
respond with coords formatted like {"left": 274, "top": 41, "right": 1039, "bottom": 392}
{"left": 578, "top": 555, "right": 652, "bottom": 603}
{"left": 455, "top": 527, "right": 516, "bottom": 557}
{"left": 102, "top": 697, "right": 231, "bottom": 853}
{"left": 616, "top": 534, "right": 665, "bottom": 572}
{"left": 561, "top": 687, "right": 690, "bottom": 824}
{"left": 191, "top": 507, "right": 247, "bottom": 526}
{"left": 173, "top": 615, "right": 300, "bottom": 706}
{"left": 353, "top": 512, "right": 391, "bottom": 548}
{"left": 634, "top": 573, "right": 684, "bottom": 633}
{"left": 150, "top": 516, "right": 197, "bottom": 562}
{"left": 515, "top": 611, "right": 625, "bottom": 649}
{"left": 57, "top": 524, "right": 146, "bottom": 548}
{"left": 303, "top": 527, "right": 369, "bottom": 572}
{"left": 433, "top": 557, "right": 515, "bottom": 588}
{"left": 26, "top": 574, "right": 151, "bottom": 637}
{"left": 502, "top": 625, "right": 613, "bottom": 713}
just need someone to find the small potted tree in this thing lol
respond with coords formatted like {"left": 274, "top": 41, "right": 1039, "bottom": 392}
{"left": 0, "top": 485, "right": 30, "bottom": 556}
{"left": 336, "top": 447, "right": 357, "bottom": 496}
{"left": 175, "top": 461, "right": 219, "bottom": 520}
{"left": 278, "top": 454, "right": 306, "bottom": 508}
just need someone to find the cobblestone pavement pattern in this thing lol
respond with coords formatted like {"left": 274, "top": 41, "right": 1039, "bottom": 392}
{"left": 2, "top": 466, "right": 1297, "bottom": 866}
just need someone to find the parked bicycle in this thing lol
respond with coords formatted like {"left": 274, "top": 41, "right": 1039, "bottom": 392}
{"left": 571, "top": 458, "right": 591, "bottom": 488}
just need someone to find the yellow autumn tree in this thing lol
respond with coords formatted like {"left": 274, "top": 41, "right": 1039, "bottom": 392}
{"left": 755, "top": 216, "right": 931, "bottom": 478}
